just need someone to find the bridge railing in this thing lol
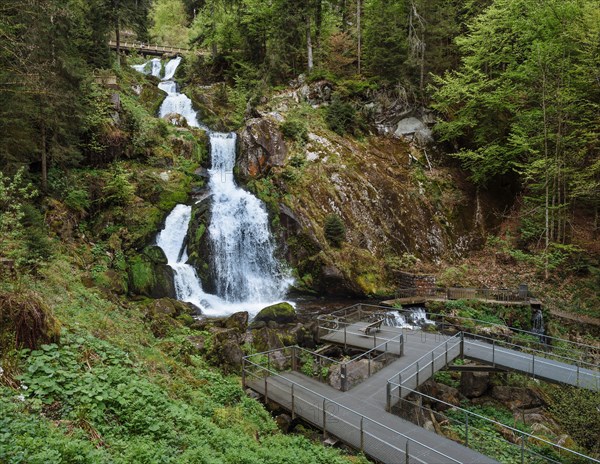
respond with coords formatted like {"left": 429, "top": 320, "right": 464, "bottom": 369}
{"left": 394, "top": 286, "right": 529, "bottom": 302}
{"left": 350, "top": 303, "right": 600, "bottom": 367}
{"left": 243, "top": 337, "right": 403, "bottom": 392}
{"left": 108, "top": 40, "right": 189, "bottom": 54}
{"left": 387, "top": 379, "right": 600, "bottom": 464}
{"left": 242, "top": 358, "right": 463, "bottom": 464}
{"left": 461, "top": 332, "right": 599, "bottom": 389}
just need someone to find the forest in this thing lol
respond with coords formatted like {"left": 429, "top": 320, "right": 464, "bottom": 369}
{"left": 1, "top": 0, "right": 599, "bottom": 462}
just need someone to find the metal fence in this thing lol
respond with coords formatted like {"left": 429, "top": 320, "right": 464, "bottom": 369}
{"left": 387, "top": 380, "right": 600, "bottom": 464}
{"left": 394, "top": 286, "right": 529, "bottom": 302}
{"left": 243, "top": 357, "right": 463, "bottom": 464}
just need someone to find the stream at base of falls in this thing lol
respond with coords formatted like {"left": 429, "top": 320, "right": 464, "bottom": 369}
{"left": 134, "top": 57, "right": 291, "bottom": 317}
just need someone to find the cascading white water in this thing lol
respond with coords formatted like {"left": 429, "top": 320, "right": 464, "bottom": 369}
{"left": 134, "top": 57, "right": 291, "bottom": 316}
{"left": 385, "top": 307, "right": 434, "bottom": 329}
{"left": 208, "top": 133, "right": 291, "bottom": 303}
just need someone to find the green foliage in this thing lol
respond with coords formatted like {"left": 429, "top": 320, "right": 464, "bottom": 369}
{"left": 150, "top": 0, "right": 189, "bottom": 47}
{"left": 548, "top": 386, "right": 600, "bottom": 455}
{"left": 280, "top": 119, "right": 308, "bottom": 143}
{"left": 325, "top": 98, "right": 356, "bottom": 135}
{"left": 101, "top": 165, "right": 136, "bottom": 206}
{"left": 324, "top": 214, "right": 346, "bottom": 247}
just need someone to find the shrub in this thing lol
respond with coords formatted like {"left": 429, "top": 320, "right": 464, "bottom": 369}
{"left": 324, "top": 214, "right": 346, "bottom": 247}
{"left": 325, "top": 98, "right": 356, "bottom": 135}
{"left": 280, "top": 119, "right": 308, "bottom": 143}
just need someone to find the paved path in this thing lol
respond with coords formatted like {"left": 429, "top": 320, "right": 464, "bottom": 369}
{"left": 246, "top": 324, "right": 599, "bottom": 463}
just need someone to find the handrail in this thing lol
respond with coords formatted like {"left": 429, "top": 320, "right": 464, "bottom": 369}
{"left": 334, "top": 303, "right": 600, "bottom": 357}
{"left": 243, "top": 358, "right": 463, "bottom": 464}
{"left": 245, "top": 336, "right": 404, "bottom": 392}
{"left": 463, "top": 332, "right": 599, "bottom": 371}
{"left": 388, "top": 332, "right": 463, "bottom": 384}
{"left": 394, "top": 285, "right": 528, "bottom": 302}
{"left": 388, "top": 380, "right": 600, "bottom": 463}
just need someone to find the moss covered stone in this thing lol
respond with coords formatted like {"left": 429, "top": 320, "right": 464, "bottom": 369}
{"left": 128, "top": 254, "right": 175, "bottom": 299}
{"left": 253, "top": 302, "right": 296, "bottom": 324}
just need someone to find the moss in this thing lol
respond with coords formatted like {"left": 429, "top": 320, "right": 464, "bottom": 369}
{"left": 128, "top": 255, "right": 156, "bottom": 295}
{"left": 254, "top": 302, "right": 296, "bottom": 324}
{"left": 195, "top": 223, "right": 206, "bottom": 243}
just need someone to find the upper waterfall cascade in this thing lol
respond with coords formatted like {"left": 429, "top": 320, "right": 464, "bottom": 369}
{"left": 133, "top": 57, "right": 291, "bottom": 316}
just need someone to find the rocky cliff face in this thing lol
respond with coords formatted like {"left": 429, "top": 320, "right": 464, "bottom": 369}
{"left": 234, "top": 89, "right": 500, "bottom": 296}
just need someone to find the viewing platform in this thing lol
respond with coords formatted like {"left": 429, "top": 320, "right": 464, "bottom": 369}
{"left": 243, "top": 304, "right": 600, "bottom": 464}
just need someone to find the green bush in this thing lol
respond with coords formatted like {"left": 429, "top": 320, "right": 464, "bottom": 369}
{"left": 325, "top": 98, "right": 356, "bottom": 135}
{"left": 280, "top": 119, "right": 308, "bottom": 143}
{"left": 324, "top": 214, "right": 346, "bottom": 247}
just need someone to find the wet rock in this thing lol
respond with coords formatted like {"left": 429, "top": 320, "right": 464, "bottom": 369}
{"left": 276, "top": 414, "right": 293, "bottom": 432}
{"left": 238, "top": 117, "right": 287, "bottom": 181}
{"left": 128, "top": 253, "right": 176, "bottom": 299}
{"left": 143, "top": 298, "right": 197, "bottom": 337}
{"left": 144, "top": 245, "right": 168, "bottom": 264}
{"left": 298, "top": 80, "right": 333, "bottom": 106}
{"left": 491, "top": 386, "right": 545, "bottom": 410}
{"left": 186, "top": 195, "right": 213, "bottom": 290}
{"left": 328, "top": 359, "right": 382, "bottom": 390}
{"left": 254, "top": 302, "right": 297, "bottom": 325}
{"left": 209, "top": 327, "right": 244, "bottom": 373}
{"left": 420, "top": 380, "right": 462, "bottom": 411}
{"left": 459, "top": 371, "right": 490, "bottom": 398}
{"left": 224, "top": 311, "right": 249, "bottom": 332}
{"left": 251, "top": 327, "right": 285, "bottom": 353}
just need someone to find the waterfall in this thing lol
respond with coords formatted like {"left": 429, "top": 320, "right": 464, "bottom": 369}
{"left": 385, "top": 307, "right": 434, "bottom": 329}
{"left": 134, "top": 57, "right": 291, "bottom": 316}
{"left": 208, "top": 133, "right": 291, "bottom": 303}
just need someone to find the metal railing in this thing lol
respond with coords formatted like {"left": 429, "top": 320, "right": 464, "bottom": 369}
{"left": 387, "top": 381, "right": 600, "bottom": 464}
{"left": 243, "top": 357, "right": 463, "bottom": 464}
{"left": 337, "top": 303, "right": 600, "bottom": 367}
{"left": 108, "top": 40, "right": 190, "bottom": 54}
{"left": 243, "top": 336, "right": 403, "bottom": 392}
{"left": 394, "top": 286, "right": 529, "bottom": 302}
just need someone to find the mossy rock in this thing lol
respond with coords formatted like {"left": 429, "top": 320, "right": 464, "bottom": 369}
{"left": 253, "top": 302, "right": 296, "bottom": 325}
{"left": 128, "top": 254, "right": 175, "bottom": 298}
{"left": 144, "top": 245, "right": 168, "bottom": 264}
{"left": 143, "top": 298, "right": 196, "bottom": 338}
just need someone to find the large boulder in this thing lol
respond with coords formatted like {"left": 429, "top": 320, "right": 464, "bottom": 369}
{"left": 185, "top": 194, "right": 213, "bottom": 291}
{"left": 209, "top": 328, "right": 245, "bottom": 373}
{"left": 491, "top": 386, "right": 545, "bottom": 410}
{"left": 128, "top": 249, "right": 176, "bottom": 299}
{"left": 394, "top": 117, "right": 433, "bottom": 145}
{"left": 238, "top": 117, "right": 287, "bottom": 181}
{"left": 143, "top": 298, "right": 198, "bottom": 338}
{"left": 253, "top": 302, "right": 297, "bottom": 325}
{"left": 459, "top": 371, "right": 490, "bottom": 398}
{"left": 224, "top": 311, "right": 249, "bottom": 332}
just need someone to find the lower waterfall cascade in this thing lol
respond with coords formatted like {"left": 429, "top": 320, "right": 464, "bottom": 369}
{"left": 133, "top": 57, "right": 291, "bottom": 316}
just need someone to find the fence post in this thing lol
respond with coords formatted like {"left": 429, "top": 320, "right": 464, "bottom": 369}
{"left": 405, "top": 440, "right": 409, "bottom": 464}
{"left": 492, "top": 341, "right": 495, "bottom": 367}
{"left": 242, "top": 358, "right": 246, "bottom": 389}
{"left": 368, "top": 355, "right": 371, "bottom": 377}
{"left": 416, "top": 362, "right": 420, "bottom": 386}
{"left": 386, "top": 382, "right": 391, "bottom": 411}
{"left": 400, "top": 334, "right": 404, "bottom": 357}
{"left": 292, "top": 346, "right": 297, "bottom": 372}
{"left": 576, "top": 363, "right": 580, "bottom": 387}
{"left": 344, "top": 325, "right": 347, "bottom": 349}
{"left": 460, "top": 332, "right": 464, "bottom": 358}
{"left": 445, "top": 341, "right": 448, "bottom": 366}
{"left": 532, "top": 353, "right": 535, "bottom": 378}
{"left": 322, "top": 399, "right": 327, "bottom": 438}
{"left": 465, "top": 412, "right": 469, "bottom": 447}
{"left": 264, "top": 377, "right": 268, "bottom": 403}
{"left": 291, "top": 384, "right": 295, "bottom": 419}
{"left": 267, "top": 352, "right": 271, "bottom": 373}
{"left": 431, "top": 350, "right": 435, "bottom": 377}
{"left": 360, "top": 417, "right": 364, "bottom": 451}
{"left": 342, "top": 363, "right": 347, "bottom": 391}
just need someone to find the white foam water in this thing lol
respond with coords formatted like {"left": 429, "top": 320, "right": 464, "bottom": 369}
{"left": 386, "top": 307, "right": 434, "bottom": 329}
{"left": 135, "top": 57, "right": 292, "bottom": 317}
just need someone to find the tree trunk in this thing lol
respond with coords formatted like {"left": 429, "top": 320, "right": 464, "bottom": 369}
{"left": 357, "top": 0, "right": 361, "bottom": 74}
{"left": 306, "top": 15, "right": 313, "bottom": 73}
{"left": 115, "top": 0, "right": 121, "bottom": 66}
{"left": 41, "top": 124, "right": 48, "bottom": 192}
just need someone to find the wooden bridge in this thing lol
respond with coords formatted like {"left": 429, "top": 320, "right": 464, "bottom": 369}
{"left": 109, "top": 40, "right": 192, "bottom": 57}
{"left": 243, "top": 305, "right": 600, "bottom": 464}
